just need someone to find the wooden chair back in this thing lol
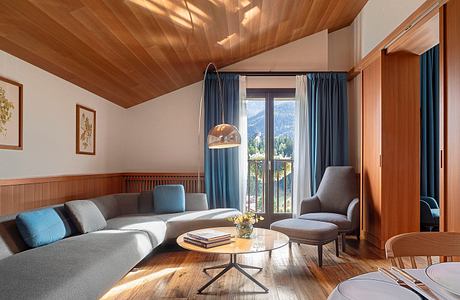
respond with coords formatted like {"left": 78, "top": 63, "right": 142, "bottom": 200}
{"left": 385, "top": 232, "right": 460, "bottom": 268}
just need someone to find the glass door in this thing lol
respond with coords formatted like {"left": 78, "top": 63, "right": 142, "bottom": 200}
{"left": 245, "top": 88, "right": 296, "bottom": 226}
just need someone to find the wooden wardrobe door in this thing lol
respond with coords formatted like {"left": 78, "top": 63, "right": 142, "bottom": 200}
{"left": 381, "top": 51, "right": 421, "bottom": 243}
{"left": 361, "top": 57, "right": 382, "bottom": 248}
{"left": 442, "top": 0, "right": 460, "bottom": 232}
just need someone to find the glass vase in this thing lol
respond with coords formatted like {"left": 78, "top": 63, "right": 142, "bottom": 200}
{"left": 236, "top": 222, "right": 254, "bottom": 238}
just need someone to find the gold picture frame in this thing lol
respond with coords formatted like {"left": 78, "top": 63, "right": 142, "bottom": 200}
{"left": 0, "top": 76, "right": 23, "bottom": 150}
{"left": 76, "top": 104, "right": 96, "bottom": 155}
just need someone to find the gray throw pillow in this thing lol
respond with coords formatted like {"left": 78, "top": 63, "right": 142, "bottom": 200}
{"left": 65, "top": 200, "right": 107, "bottom": 233}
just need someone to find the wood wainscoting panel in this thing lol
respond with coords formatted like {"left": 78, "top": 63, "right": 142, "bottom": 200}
{"left": 0, "top": 172, "right": 205, "bottom": 217}
{"left": 0, "top": 173, "right": 123, "bottom": 216}
{"left": 123, "top": 173, "right": 204, "bottom": 193}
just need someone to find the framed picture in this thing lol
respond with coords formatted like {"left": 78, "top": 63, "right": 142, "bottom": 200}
{"left": 0, "top": 76, "right": 23, "bottom": 150}
{"left": 76, "top": 104, "right": 96, "bottom": 155}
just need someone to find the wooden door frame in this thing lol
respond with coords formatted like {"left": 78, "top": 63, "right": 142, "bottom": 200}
{"left": 439, "top": 4, "right": 446, "bottom": 232}
{"left": 246, "top": 88, "right": 296, "bottom": 228}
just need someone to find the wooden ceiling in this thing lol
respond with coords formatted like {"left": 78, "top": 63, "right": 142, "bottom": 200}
{"left": 0, "top": 0, "right": 367, "bottom": 108}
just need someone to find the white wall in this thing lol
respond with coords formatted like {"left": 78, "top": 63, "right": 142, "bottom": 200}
{"left": 328, "top": 26, "right": 354, "bottom": 71}
{"left": 0, "top": 51, "right": 125, "bottom": 179}
{"left": 123, "top": 82, "right": 203, "bottom": 173}
{"left": 355, "top": 0, "right": 425, "bottom": 59}
{"left": 123, "top": 29, "right": 354, "bottom": 173}
{"left": 223, "top": 30, "right": 328, "bottom": 71}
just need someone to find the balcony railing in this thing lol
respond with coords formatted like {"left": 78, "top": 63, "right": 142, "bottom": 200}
{"left": 246, "top": 159, "right": 293, "bottom": 214}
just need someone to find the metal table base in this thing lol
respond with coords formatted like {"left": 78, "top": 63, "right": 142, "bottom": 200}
{"left": 198, "top": 253, "right": 269, "bottom": 294}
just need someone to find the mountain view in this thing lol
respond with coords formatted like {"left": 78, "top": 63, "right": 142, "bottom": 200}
{"left": 246, "top": 99, "right": 295, "bottom": 213}
{"left": 247, "top": 100, "right": 295, "bottom": 159}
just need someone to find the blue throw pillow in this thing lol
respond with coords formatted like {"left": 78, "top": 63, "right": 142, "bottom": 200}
{"left": 16, "top": 207, "right": 74, "bottom": 248}
{"left": 154, "top": 185, "right": 185, "bottom": 214}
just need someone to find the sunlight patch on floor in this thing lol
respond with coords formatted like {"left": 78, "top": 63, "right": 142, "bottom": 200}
{"left": 103, "top": 267, "right": 182, "bottom": 298}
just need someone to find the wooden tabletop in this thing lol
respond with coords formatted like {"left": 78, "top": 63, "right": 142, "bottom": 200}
{"left": 176, "top": 227, "right": 289, "bottom": 255}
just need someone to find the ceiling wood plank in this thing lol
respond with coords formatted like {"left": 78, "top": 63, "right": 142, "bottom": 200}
{"left": 0, "top": 0, "right": 367, "bottom": 107}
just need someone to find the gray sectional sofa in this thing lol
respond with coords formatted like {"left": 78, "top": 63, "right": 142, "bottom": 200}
{"left": 0, "top": 191, "right": 240, "bottom": 300}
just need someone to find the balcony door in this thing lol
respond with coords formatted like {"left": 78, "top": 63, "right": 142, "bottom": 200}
{"left": 245, "top": 88, "right": 296, "bottom": 226}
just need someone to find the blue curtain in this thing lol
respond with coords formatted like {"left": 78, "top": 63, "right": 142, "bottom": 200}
{"left": 307, "top": 73, "right": 349, "bottom": 193}
{"left": 420, "top": 45, "right": 439, "bottom": 202}
{"left": 204, "top": 73, "right": 240, "bottom": 209}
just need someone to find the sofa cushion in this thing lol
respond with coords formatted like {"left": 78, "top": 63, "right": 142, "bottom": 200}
{"left": 155, "top": 208, "right": 241, "bottom": 240}
{"left": 185, "top": 193, "right": 209, "bottom": 211}
{"left": 299, "top": 212, "right": 352, "bottom": 231}
{"left": 138, "top": 190, "right": 154, "bottom": 213}
{"left": 65, "top": 200, "right": 107, "bottom": 233}
{"left": 114, "top": 193, "right": 139, "bottom": 215}
{"left": 16, "top": 207, "right": 74, "bottom": 248}
{"left": 89, "top": 195, "right": 119, "bottom": 219}
{"left": 154, "top": 185, "right": 185, "bottom": 214}
{"left": 0, "top": 230, "right": 152, "bottom": 300}
{"left": 0, "top": 205, "right": 64, "bottom": 260}
{"left": 105, "top": 215, "right": 166, "bottom": 248}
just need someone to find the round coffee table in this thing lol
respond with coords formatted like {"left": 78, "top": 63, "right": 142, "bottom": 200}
{"left": 177, "top": 227, "right": 289, "bottom": 294}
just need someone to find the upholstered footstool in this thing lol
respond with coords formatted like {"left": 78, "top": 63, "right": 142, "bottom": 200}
{"left": 270, "top": 219, "right": 339, "bottom": 266}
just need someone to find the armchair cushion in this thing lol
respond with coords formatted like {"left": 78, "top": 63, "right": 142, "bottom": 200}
{"left": 300, "top": 196, "right": 321, "bottom": 215}
{"left": 299, "top": 212, "right": 352, "bottom": 231}
{"left": 316, "top": 166, "right": 357, "bottom": 215}
{"left": 347, "top": 198, "right": 360, "bottom": 231}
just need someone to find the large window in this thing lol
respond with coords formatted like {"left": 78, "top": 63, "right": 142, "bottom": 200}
{"left": 245, "top": 88, "right": 295, "bottom": 224}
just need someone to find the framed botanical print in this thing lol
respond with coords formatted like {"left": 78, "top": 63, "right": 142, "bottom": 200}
{"left": 0, "top": 76, "right": 23, "bottom": 150}
{"left": 76, "top": 104, "right": 96, "bottom": 155}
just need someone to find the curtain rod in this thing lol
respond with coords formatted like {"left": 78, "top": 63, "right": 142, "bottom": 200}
{"left": 207, "top": 71, "right": 347, "bottom": 76}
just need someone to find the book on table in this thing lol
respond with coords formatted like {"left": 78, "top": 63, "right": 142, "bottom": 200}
{"left": 183, "top": 236, "right": 231, "bottom": 248}
{"left": 186, "top": 229, "right": 231, "bottom": 242}
{"left": 184, "top": 229, "right": 232, "bottom": 248}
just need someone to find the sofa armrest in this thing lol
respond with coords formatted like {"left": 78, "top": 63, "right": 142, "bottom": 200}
{"left": 185, "top": 193, "right": 209, "bottom": 211}
{"left": 300, "top": 196, "right": 321, "bottom": 215}
{"left": 347, "top": 198, "right": 360, "bottom": 231}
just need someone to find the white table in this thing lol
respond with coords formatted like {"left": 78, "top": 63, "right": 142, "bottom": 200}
{"left": 328, "top": 269, "right": 460, "bottom": 300}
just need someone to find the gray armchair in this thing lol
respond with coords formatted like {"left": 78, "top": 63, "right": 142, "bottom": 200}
{"left": 420, "top": 196, "right": 439, "bottom": 232}
{"left": 299, "top": 166, "right": 359, "bottom": 251}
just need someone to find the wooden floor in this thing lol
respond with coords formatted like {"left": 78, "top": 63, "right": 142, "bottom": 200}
{"left": 100, "top": 237, "right": 400, "bottom": 300}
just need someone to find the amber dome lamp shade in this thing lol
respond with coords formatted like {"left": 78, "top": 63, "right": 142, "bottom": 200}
{"left": 207, "top": 123, "right": 241, "bottom": 149}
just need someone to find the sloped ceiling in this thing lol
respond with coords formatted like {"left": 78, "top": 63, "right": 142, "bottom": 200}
{"left": 0, "top": 0, "right": 367, "bottom": 107}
